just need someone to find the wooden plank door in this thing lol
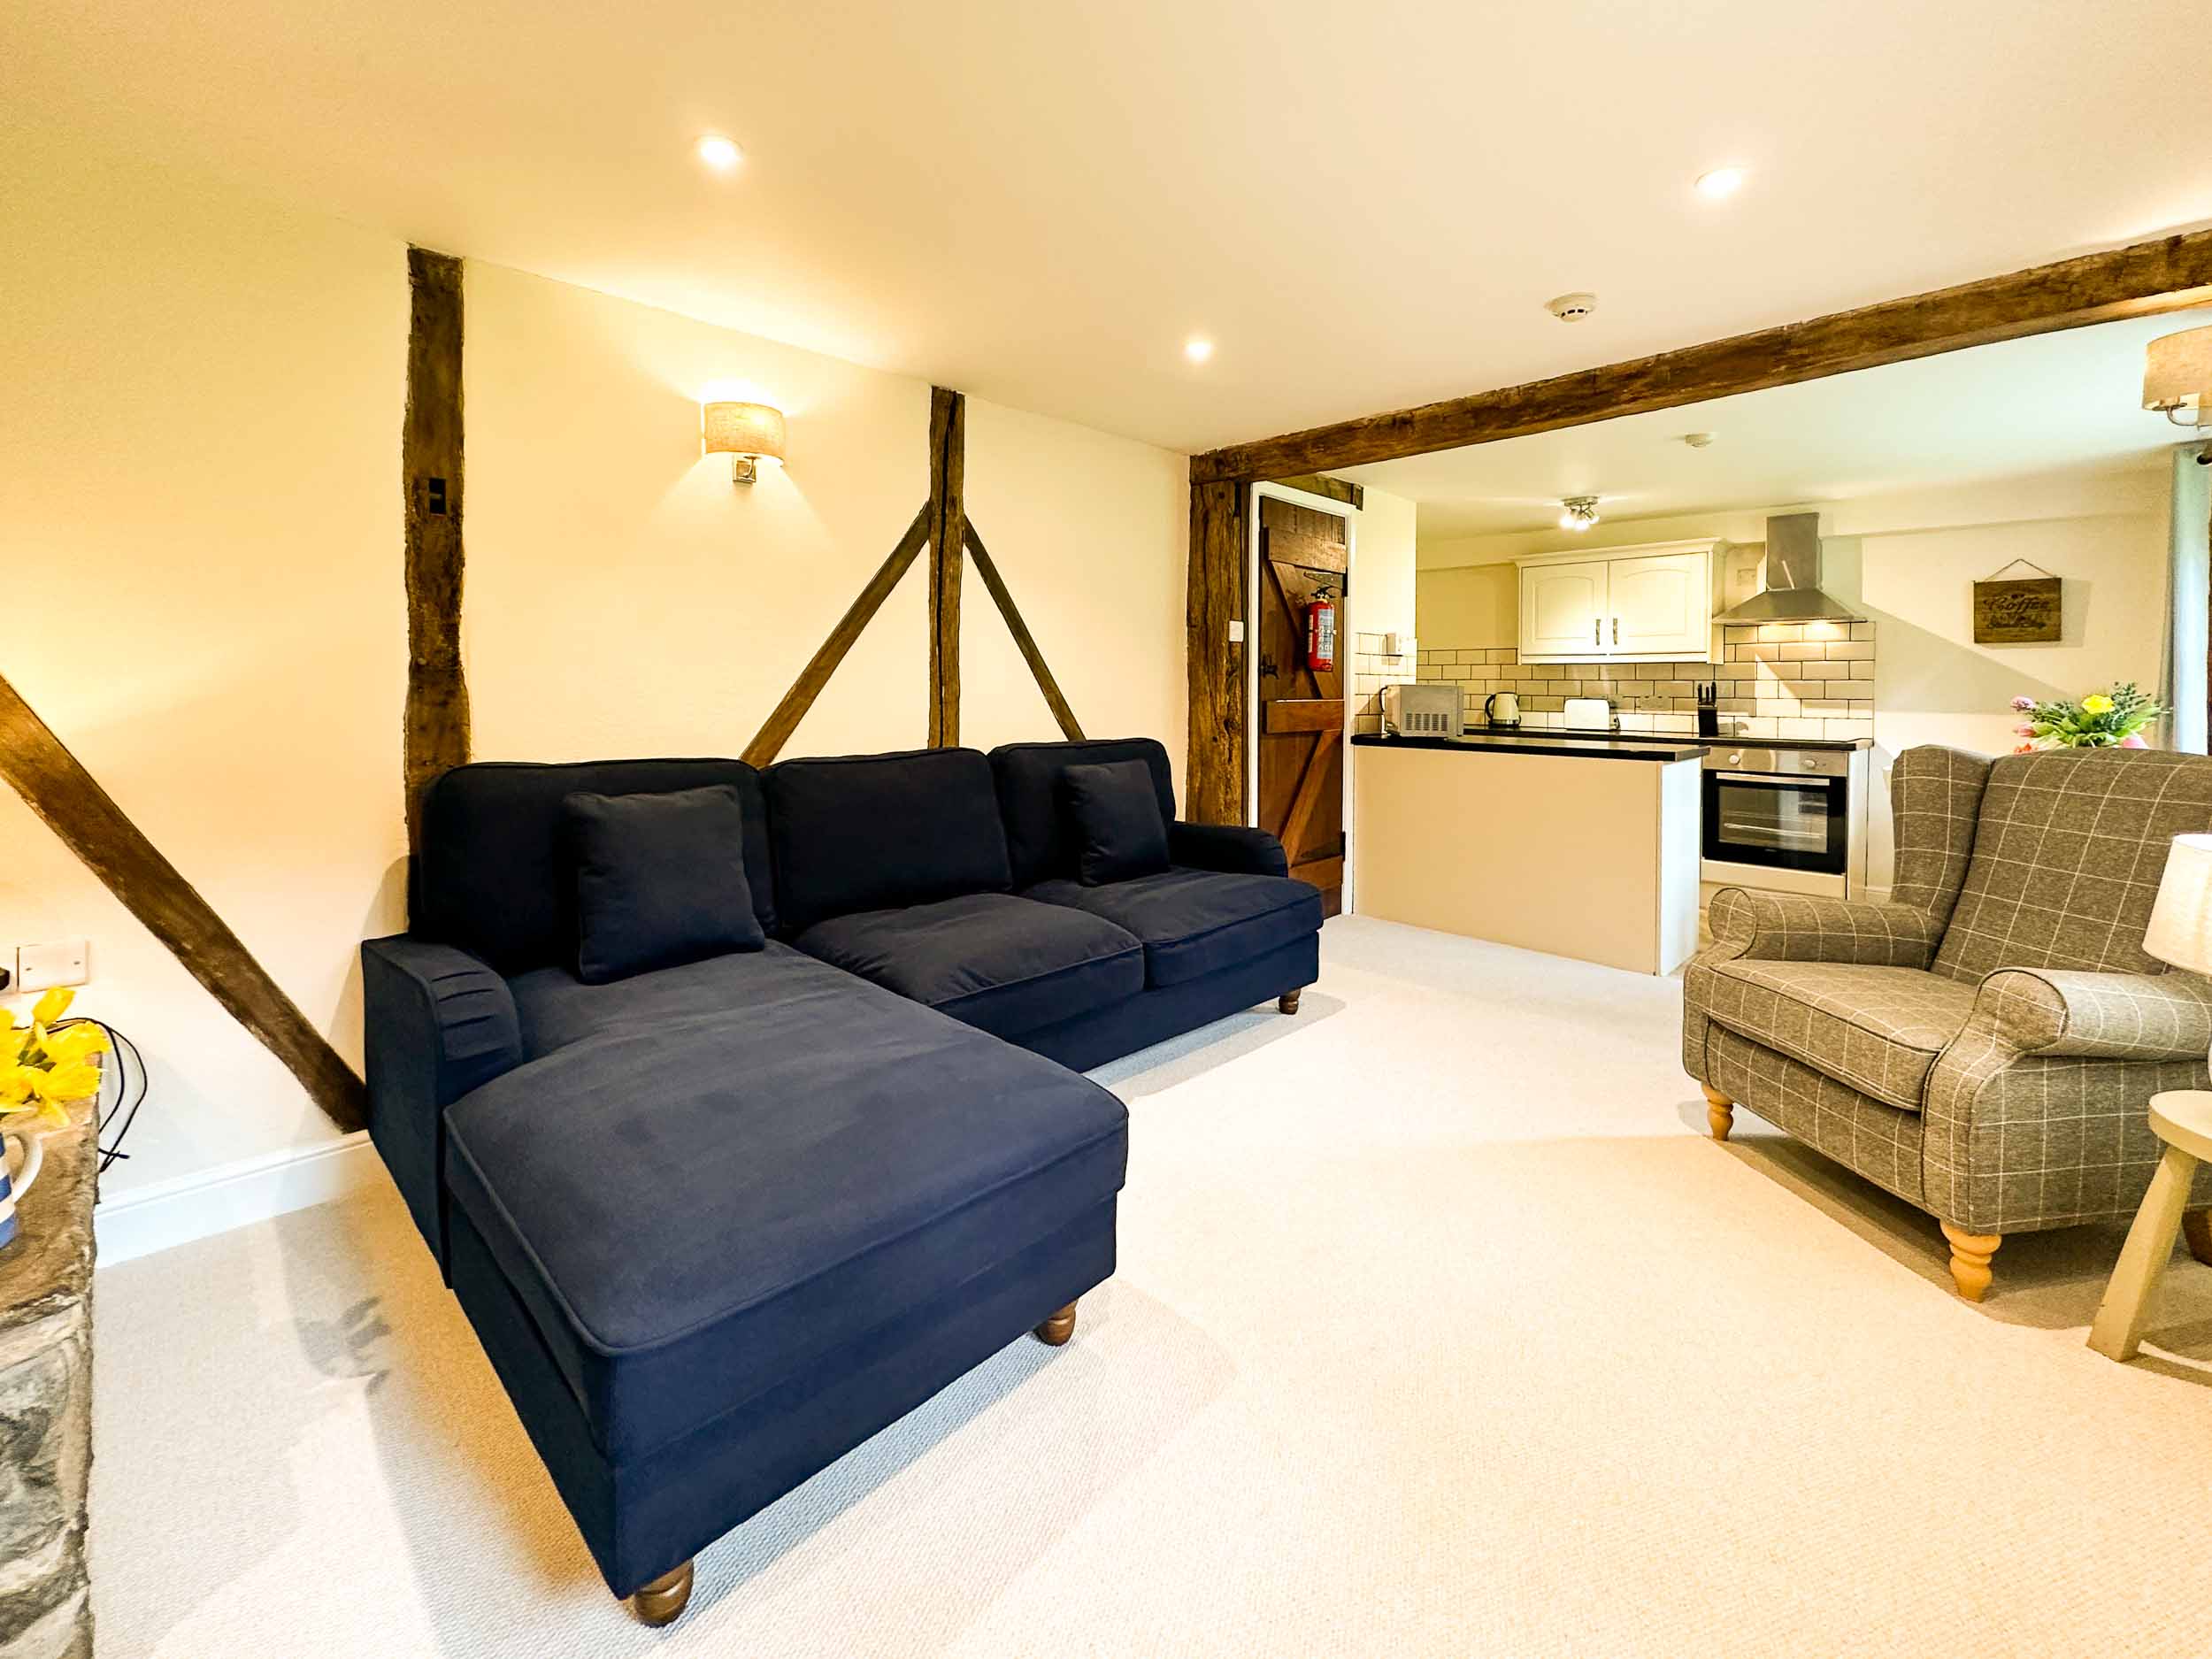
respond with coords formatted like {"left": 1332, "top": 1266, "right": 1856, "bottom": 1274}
{"left": 1256, "top": 496, "right": 1348, "bottom": 916}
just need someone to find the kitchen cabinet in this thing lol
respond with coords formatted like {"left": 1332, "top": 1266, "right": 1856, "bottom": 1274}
{"left": 1515, "top": 540, "right": 1719, "bottom": 664}
{"left": 1518, "top": 560, "right": 1611, "bottom": 657}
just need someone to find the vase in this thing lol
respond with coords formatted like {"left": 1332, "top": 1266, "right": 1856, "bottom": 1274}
{"left": 0, "top": 1128, "right": 45, "bottom": 1253}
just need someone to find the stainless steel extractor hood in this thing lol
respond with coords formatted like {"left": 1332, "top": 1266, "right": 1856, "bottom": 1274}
{"left": 1715, "top": 512, "right": 1862, "bottom": 623}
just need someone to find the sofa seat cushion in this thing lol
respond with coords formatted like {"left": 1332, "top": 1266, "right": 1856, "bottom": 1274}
{"left": 510, "top": 942, "right": 832, "bottom": 1061}
{"left": 794, "top": 893, "right": 1144, "bottom": 1041}
{"left": 443, "top": 950, "right": 1128, "bottom": 1463}
{"left": 1699, "top": 958, "right": 1979, "bottom": 1111}
{"left": 1025, "top": 867, "right": 1323, "bottom": 989}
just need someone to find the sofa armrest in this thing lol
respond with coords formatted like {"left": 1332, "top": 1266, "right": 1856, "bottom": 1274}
{"left": 1169, "top": 820, "right": 1290, "bottom": 879}
{"left": 361, "top": 935, "right": 523, "bottom": 1267}
{"left": 1970, "top": 968, "right": 2212, "bottom": 1061}
{"left": 1702, "top": 888, "right": 1944, "bottom": 969}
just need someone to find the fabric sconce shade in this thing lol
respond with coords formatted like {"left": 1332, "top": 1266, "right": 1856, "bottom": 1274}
{"left": 2144, "top": 326, "right": 2212, "bottom": 426}
{"left": 703, "top": 401, "right": 787, "bottom": 483}
{"left": 2144, "top": 834, "right": 2212, "bottom": 974}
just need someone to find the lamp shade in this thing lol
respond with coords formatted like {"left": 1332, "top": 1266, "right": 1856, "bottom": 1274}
{"left": 702, "top": 401, "right": 787, "bottom": 465}
{"left": 2144, "top": 834, "right": 2212, "bottom": 974}
{"left": 2144, "top": 326, "right": 2212, "bottom": 414}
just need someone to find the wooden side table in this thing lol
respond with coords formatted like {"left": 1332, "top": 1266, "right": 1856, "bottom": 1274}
{"left": 0, "top": 1105, "right": 97, "bottom": 1659}
{"left": 2088, "top": 1090, "right": 2212, "bottom": 1363}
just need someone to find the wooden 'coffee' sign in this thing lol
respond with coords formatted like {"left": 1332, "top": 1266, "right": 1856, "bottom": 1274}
{"left": 1972, "top": 567, "right": 2062, "bottom": 644}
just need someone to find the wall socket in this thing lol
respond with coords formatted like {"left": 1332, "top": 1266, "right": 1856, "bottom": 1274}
{"left": 12, "top": 940, "right": 90, "bottom": 994}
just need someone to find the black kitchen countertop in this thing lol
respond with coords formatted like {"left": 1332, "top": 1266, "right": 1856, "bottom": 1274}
{"left": 1352, "top": 733, "right": 1705, "bottom": 763}
{"left": 1463, "top": 726, "right": 1875, "bottom": 753}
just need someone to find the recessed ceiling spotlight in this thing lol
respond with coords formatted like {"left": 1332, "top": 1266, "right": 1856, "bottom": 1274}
{"left": 1559, "top": 495, "right": 1601, "bottom": 532}
{"left": 696, "top": 134, "right": 743, "bottom": 173}
{"left": 1694, "top": 165, "right": 1747, "bottom": 200}
{"left": 1185, "top": 337, "right": 1215, "bottom": 364}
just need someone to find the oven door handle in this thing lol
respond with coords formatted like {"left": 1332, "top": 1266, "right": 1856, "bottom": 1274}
{"left": 1709, "top": 771, "right": 1838, "bottom": 786}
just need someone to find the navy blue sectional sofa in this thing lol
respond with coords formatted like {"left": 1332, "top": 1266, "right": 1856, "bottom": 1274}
{"left": 361, "top": 738, "right": 1319, "bottom": 1624}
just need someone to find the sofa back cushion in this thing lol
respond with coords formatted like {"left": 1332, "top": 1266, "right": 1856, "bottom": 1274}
{"left": 765, "top": 747, "right": 1012, "bottom": 934}
{"left": 417, "top": 759, "right": 775, "bottom": 971}
{"left": 1888, "top": 746, "right": 1993, "bottom": 928}
{"left": 565, "top": 786, "right": 765, "bottom": 983}
{"left": 990, "top": 739, "right": 1178, "bottom": 889}
{"left": 1932, "top": 749, "right": 2212, "bottom": 985}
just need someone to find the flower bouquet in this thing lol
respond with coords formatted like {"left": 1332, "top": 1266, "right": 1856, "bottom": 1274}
{"left": 0, "top": 988, "right": 105, "bottom": 1249}
{"left": 2009, "top": 682, "right": 2164, "bottom": 752}
{"left": 1, "top": 987, "right": 108, "bottom": 1129}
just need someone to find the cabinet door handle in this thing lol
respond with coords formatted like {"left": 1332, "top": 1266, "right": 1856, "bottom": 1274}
{"left": 1612, "top": 617, "right": 1619, "bottom": 645}
{"left": 1593, "top": 617, "right": 1601, "bottom": 645}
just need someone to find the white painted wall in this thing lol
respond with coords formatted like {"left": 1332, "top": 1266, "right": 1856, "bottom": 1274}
{"left": 1, "top": 126, "right": 409, "bottom": 1202}
{"left": 3, "top": 129, "right": 1189, "bottom": 1224}
{"left": 1416, "top": 465, "right": 2176, "bottom": 889}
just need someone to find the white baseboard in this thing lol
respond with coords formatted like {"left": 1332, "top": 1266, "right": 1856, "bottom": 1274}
{"left": 95, "top": 1132, "right": 381, "bottom": 1269}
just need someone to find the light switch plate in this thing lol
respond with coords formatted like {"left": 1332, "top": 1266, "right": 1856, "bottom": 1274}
{"left": 1227, "top": 620, "right": 1245, "bottom": 644}
{"left": 15, "top": 939, "right": 89, "bottom": 993}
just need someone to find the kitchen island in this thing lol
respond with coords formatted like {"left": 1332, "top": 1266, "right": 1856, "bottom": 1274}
{"left": 1351, "top": 733, "right": 1701, "bottom": 975}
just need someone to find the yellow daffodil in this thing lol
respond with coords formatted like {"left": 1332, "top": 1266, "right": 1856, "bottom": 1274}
{"left": 40, "top": 1024, "right": 108, "bottom": 1066}
{"left": 37, "top": 1061, "right": 101, "bottom": 1104}
{"left": 2081, "top": 693, "right": 2116, "bottom": 717}
{"left": 0, "top": 1065, "right": 35, "bottom": 1105}
{"left": 30, "top": 986, "right": 73, "bottom": 1026}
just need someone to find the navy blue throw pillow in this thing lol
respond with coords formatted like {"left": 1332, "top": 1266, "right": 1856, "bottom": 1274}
{"left": 1060, "top": 760, "right": 1170, "bottom": 886}
{"left": 564, "top": 786, "right": 764, "bottom": 984}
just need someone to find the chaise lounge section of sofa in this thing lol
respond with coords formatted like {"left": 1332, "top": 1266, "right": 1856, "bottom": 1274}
{"left": 362, "top": 738, "right": 1320, "bottom": 1623}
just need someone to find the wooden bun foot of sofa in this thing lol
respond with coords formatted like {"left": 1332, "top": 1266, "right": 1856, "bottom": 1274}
{"left": 1939, "top": 1222, "right": 2002, "bottom": 1302}
{"left": 1700, "top": 1086, "right": 1735, "bottom": 1141}
{"left": 630, "top": 1561, "right": 694, "bottom": 1626}
{"left": 1279, "top": 989, "right": 1302, "bottom": 1015}
{"left": 1034, "top": 1302, "right": 1078, "bottom": 1346}
{"left": 2183, "top": 1209, "right": 2212, "bottom": 1268}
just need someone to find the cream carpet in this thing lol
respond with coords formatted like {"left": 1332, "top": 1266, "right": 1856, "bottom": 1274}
{"left": 91, "top": 917, "right": 2212, "bottom": 1656}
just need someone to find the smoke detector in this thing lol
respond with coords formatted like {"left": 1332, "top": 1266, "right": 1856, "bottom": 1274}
{"left": 1545, "top": 292, "right": 1598, "bottom": 321}
{"left": 1682, "top": 432, "right": 1716, "bottom": 449}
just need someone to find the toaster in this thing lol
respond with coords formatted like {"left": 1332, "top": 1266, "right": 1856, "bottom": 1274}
{"left": 1563, "top": 696, "right": 1617, "bottom": 732}
{"left": 1382, "top": 683, "right": 1463, "bottom": 738}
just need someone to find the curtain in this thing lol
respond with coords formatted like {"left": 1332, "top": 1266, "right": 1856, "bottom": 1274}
{"left": 2161, "top": 442, "right": 2211, "bottom": 753}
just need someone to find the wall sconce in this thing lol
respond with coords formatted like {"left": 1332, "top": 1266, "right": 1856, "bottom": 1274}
{"left": 703, "top": 401, "right": 787, "bottom": 484}
{"left": 2144, "top": 326, "right": 2212, "bottom": 429}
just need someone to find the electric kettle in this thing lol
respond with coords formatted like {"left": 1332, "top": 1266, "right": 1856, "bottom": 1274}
{"left": 1483, "top": 690, "right": 1521, "bottom": 729}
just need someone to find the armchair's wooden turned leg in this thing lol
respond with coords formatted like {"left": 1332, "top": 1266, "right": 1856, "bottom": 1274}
{"left": 2183, "top": 1208, "right": 2212, "bottom": 1268}
{"left": 1033, "top": 1302, "right": 1078, "bottom": 1346}
{"left": 1279, "top": 988, "right": 1302, "bottom": 1015}
{"left": 1701, "top": 1086, "right": 1735, "bottom": 1142}
{"left": 630, "top": 1560, "right": 694, "bottom": 1626}
{"left": 1939, "top": 1222, "right": 2002, "bottom": 1302}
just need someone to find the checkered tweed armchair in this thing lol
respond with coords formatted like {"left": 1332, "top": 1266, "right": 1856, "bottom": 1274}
{"left": 1684, "top": 745, "right": 2212, "bottom": 1301}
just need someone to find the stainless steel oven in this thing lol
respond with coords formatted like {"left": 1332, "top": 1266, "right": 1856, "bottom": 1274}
{"left": 1701, "top": 746, "right": 1850, "bottom": 877}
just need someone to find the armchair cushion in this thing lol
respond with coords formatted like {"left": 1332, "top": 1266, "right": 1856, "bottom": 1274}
{"left": 1930, "top": 749, "right": 2212, "bottom": 985}
{"left": 1969, "top": 967, "right": 2212, "bottom": 1061}
{"left": 1704, "top": 889, "right": 1943, "bottom": 970}
{"left": 1697, "top": 960, "right": 1978, "bottom": 1112}
{"left": 1059, "top": 760, "right": 1171, "bottom": 886}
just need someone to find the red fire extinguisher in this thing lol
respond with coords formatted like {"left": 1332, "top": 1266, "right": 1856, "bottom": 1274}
{"left": 1305, "top": 591, "right": 1337, "bottom": 672}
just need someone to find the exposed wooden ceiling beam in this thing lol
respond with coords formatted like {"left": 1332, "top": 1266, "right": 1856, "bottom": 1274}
{"left": 1192, "top": 229, "right": 2212, "bottom": 484}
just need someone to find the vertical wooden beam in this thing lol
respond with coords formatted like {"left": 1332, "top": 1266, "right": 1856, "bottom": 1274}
{"left": 964, "top": 520, "right": 1086, "bottom": 741}
{"left": 926, "top": 387, "right": 966, "bottom": 746}
{"left": 743, "top": 504, "right": 932, "bottom": 766}
{"left": 403, "top": 247, "right": 469, "bottom": 849}
{"left": 1186, "top": 475, "right": 1248, "bottom": 825}
{"left": 0, "top": 674, "right": 367, "bottom": 1132}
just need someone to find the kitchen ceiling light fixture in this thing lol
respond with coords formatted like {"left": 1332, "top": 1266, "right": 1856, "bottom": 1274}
{"left": 2145, "top": 325, "right": 2212, "bottom": 427}
{"left": 703, "top": 400, "right": 786, "bottom": 484}
{"left": 696, "top": 134, "right": 743, "bottom": 172}
{"left": 1694, "top": 165, "right": 1747, "bottom": 199}
{"left": 1185, "top": 336, "right": 1215, "bottom": 364}
{"left": 1558, "top": 495, "right": 1601, "bottom": 532}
